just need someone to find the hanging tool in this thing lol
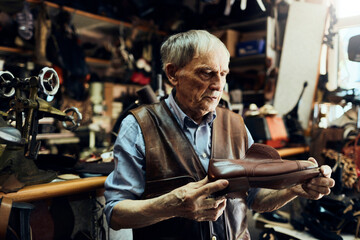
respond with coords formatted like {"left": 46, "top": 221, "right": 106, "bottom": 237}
{"left": 241, "top": 0, "right": 267, "bottom": 11}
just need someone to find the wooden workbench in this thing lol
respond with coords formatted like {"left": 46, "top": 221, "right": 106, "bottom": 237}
{"left": 0, "top": 176, "right": 106, "bottom": 202}
{"left": 0, "top": 146, "right": 310, "bottom": 202}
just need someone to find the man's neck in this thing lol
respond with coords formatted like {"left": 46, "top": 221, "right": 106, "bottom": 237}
{"left": 173, "top": 95, "right": 205, "bottom": 124}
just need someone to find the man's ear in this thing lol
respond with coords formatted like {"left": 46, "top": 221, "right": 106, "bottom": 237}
{"left": 165, "top": 63, "right": 178, "bottom": 86}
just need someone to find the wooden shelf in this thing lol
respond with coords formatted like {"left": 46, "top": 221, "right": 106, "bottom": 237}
{"left": 27, "top": 0, "right": 166, "bottom": 36}
{"left": 0, "top": 46, "right": 33, "bottom": 57}
{"left": 85, "top": 57, "right": 110, "bottom": 67}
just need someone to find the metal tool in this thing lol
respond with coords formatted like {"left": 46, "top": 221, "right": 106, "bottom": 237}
{"left": 0, "top": 67, "right": 82, "bottom": 191}
{"left": 0, "top": 67, "right": 82, "bottom": 158}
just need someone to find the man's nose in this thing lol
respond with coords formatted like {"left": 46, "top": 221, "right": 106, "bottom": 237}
{"left": 210, "top": 74, "right": 225, "bottom": 91}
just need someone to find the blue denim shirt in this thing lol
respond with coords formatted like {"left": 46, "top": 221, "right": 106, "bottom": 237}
{"left": 104, "top": 92, "right": 257, "bottom": 223}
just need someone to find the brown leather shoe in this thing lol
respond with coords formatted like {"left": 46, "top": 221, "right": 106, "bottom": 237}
{"left": 208, "top": 143, "right": 321, "bottom": 198}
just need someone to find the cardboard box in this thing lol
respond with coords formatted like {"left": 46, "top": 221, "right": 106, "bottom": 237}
{"left": 211, "top": 29, "right": 240, "bottom": 57}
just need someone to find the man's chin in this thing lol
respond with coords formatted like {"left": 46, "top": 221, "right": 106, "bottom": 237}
{"left": 202, "top": 105, "right": 217, "bottom": 113}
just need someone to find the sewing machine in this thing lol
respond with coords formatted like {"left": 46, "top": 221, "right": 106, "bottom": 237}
{"left": 0, "top": 67, "right": 82, "bottom": 192}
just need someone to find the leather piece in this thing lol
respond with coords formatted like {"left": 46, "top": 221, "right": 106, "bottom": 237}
{"left": 212, "top": 106, "right": 248, "bottom": 160}
{"left": 0, "top": 174, "right": 25, "bottom": 193}
{"left": 209, "top": 143, "right": 317, "bottom": 179}
{"left": 209, "top": 158, "right": 315, "bottom": 178}
{"left": 208, "top": 143, "right": 321, "bottom": 196}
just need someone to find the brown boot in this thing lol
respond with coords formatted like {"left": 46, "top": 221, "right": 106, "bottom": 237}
{"left": 208, "top": 143, "right": 320, "bottom": 198}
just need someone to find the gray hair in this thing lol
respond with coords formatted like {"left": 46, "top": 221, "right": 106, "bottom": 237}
{"left": 160, "top": 30, "right": 230, "bottom": 71}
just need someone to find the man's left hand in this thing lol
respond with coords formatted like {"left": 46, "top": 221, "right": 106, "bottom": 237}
{"left": 290, "top": 157, "right": 335, "bottom": 200}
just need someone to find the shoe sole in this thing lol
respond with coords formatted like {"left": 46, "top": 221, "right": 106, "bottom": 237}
{"left": 214, "top": 167, "right": 321, "bottom": 198}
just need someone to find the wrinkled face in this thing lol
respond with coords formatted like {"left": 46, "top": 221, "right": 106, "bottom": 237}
{"left": 166, "top": 48, "right": 229, "bottom": 123}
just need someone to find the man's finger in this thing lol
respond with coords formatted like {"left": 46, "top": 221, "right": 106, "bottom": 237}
{"left": 202, "top": 197, "right": 226, "bottom": 209}
{"left": 187, "top": 176, "right": 209, "bottom": 189}
{"left": 193, "top": 179, "right": 229, "bottom": 198}
{"left": 308, "top": 177, "right": 335, "bottom": 189}
{"left": 320, "top": 165, "right": 332, "bottom": 178}
{"left": 307, "top": 157, "right": 318, "bottom": 167}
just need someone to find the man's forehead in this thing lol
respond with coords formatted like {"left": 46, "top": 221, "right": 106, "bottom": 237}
{"left": 193, "top": 55, "right": 229, "bottom": 71}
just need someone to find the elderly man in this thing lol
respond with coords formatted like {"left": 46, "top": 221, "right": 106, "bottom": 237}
{"left": 104, "top": 30, "right": 334, "bottom": 240}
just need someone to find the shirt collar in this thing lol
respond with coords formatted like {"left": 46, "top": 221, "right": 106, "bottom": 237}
{"left": 165, "top": 89, "right": 216, "bottom": 128}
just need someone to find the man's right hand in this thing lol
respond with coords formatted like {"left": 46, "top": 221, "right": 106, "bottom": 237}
{"left": 166, "top": 177, "right": 229, "bottom": 222}
{"left": 110, "top": 177, "right": 229, "bottom": 229}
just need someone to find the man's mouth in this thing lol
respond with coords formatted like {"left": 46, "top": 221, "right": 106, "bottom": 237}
{"left": 204, "top": 93, "right": 220, "bottom": 101}
{"left": 203, "top": 95, "right": 218, "bottom": 101}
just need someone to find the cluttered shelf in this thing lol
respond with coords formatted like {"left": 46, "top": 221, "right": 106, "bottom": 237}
{"left": 27, "top": 0, "right": 167, "bottom": 36}
{"left": 0, "top": 146, "right": 309, "bottom": 202}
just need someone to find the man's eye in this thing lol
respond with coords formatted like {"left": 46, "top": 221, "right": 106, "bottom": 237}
{"left": 221, "top": 72, "right": 228, "bottom": 77}
{"left": 200, "top": 71, "right": 212, "bottom": 79}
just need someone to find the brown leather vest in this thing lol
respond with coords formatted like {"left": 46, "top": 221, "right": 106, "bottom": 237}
{"left": 130, "top": 101, "right": 250, "bottom": 240}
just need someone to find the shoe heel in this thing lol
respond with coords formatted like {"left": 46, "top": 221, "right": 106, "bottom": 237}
{"left": 213, "top": 177, "right": 250, "bottom": 198}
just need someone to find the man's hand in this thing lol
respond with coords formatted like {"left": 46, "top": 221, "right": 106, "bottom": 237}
{"left": 166, "top": 177, "right": 229, "bottom": 221}
{"left": 290, "top": 157, "right": 335, "bottom": 200}
{"left": 110, "top": 177, "right": 229, "bottom": 229}
{"left": 251, "top": 157, "right": 335, "bottom": 213}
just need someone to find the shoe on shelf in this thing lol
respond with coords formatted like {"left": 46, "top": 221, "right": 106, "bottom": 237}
{"left": 208, "top": 143, "right": 320, "bottom": 198}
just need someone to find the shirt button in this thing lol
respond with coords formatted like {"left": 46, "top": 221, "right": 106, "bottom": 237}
{"left": 202, "top": 153, "right": 207, "bottom": 158}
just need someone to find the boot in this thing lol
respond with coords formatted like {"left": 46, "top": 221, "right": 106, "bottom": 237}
{"left": 208, "top": 143, "right": 320, "bottom": 198}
